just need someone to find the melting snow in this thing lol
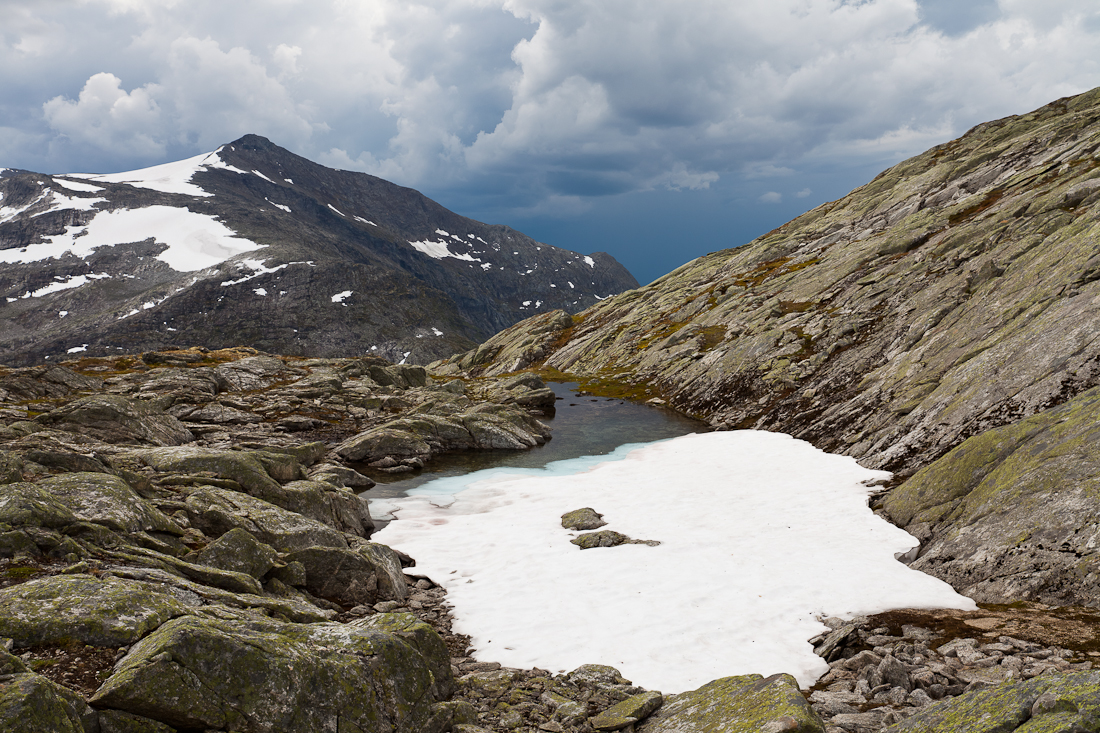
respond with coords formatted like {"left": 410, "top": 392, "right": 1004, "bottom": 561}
{"left": 328, "top": 204, "right": 346, "bottom": 217}
{"left": 435, "top": 229, "right": 450, "bottom": 237}
{"left": 59, "top": 311, "right": 68, "bottom": 318}
{"left": 408, "top": 239, "right": 480, "bottom": 262}
{"left": 375, "top": 431, "right": 975, "bottom": 693}
{"left": 354, "top": 216, "right": 377, "bottom": 226}
{"left": 431, "top": 327, "right": 443, "bottom": 336}
{"left": 15, "top": 272, "right": 110, "bottom": 299}
{"left": 284, "top": 178, "right": 294, "bottom": 184}
{"left": 252, "top": 170, "right": 274, "bottom": 183}
{"left": 265, "top": 198, "right": 291, "bottom": 213}
{"left": 584, "top": 256, "right": 595, "bottom": 267}
{"left": 331, "top": 290, "right": 352, "bottom": 303}
{"left": 220, "top": 259, "right": 294, "bottom": 286}
{"left": 0, "top": 206, "right": 265, "bottom": 272}
{"left": 66, "top": 345, "right": 88, "bottom": 354}
{"left": 68, "top": 148, "right": 245, "bottom": 197}
{"left": 253, "top": 288, "right": 268, "bottom": 296}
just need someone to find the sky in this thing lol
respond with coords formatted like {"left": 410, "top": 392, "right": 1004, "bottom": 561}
{"left": 3, "top": 1, "right": 1099, "bottom": 284}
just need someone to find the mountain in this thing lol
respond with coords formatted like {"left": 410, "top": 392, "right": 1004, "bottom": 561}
{"left": 432, "top": 87, "right": 1100, "bottom": 607}
{"left": 0, "top": 135, "right": 638, "bottom": 367}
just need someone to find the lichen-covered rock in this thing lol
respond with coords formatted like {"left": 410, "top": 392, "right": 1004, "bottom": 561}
{"left": 91, "top": 613, "right": 446, "bottom": 732}
{"left": 0, "top": 451, "right": 24, "bottom": 484}
{"left": 336, "top": 427, "right": 433, "bottom": 463}
{"left": 636, "top": 673, "right": 825, "bottom": 733}
{"left": 590, "top": 691, "right": 664, "bottom": 730}
{"left": 214, "top": 355, "right": 291, "bottom": 391}
{"left": 0, "top": 673, "right": 98, "bottom": 733}
{"left": 885, "top": 386, "right": 1100, "bottom": 607}
{"left": 0, "top": 575, "right": 190, "bottom": 648}
{"left": 886, "top": 670, "right": 1100, "bottom": 732}
{"left": 134, "top": 446, "right": 284, "bottom": 496}
{"left": 0, "top": 482, "right": 77, "bottom": 529}
{"left": 356, "top": 612, "right": 454, "bottom": 701}
{"left": 183, "top": 487, "right": 348, "bottom": 552}
{"left": 283, "top": 546, "right": 380, "bottom": 607}
{"left": 356, "top": 542, "right": 408, "bottom": 601}
{"left": 189, "top": 527, "right": 278, "bottom": 579}
{"left": 97, "top": 709, "right": 176, "bottom": 733}
{"left": 39, "top": 472, "right": 181, "bottom": 535}
{"left": 561, "top": 508, "right": 607, "bottom": 530}
{"left": 36, "top": 394, "right": 194, "bottom": 446}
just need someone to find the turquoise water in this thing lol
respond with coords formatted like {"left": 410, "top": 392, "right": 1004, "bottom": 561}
{"left": 362, "top": 382, "right": 707, "bottom": 501}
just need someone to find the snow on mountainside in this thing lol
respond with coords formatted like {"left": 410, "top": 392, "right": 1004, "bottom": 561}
{"left": 0, "top": 135, "right": 638, "bottom": 365}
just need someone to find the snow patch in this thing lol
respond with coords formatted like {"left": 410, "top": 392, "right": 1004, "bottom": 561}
{"left": 0, "top": 206, "right": 265, "bottom": 272}
{"left": 327, "top": 204, "right": 346, "bottom": 217}
{"left": 15, "top": 273, "right": 109, "bottom": 299}
{"left": 253, "top": 288, "right": 268, "bottom": 296}
{"left": 584, "top": 256, "right": 595, "bottom": 267}
{"left": 375, "top": 431, "right": 975, "bottom": 693}
{"left": 252, "top": 170, "right": 274, "bottom": 183}
{"left": 354, "top": 216, "right": 377, "bottom": 226}
{"left": 52, "top": 178, "right": 104, "bottom": 193}
{"left": 66, "top": 344, "right": 88, "bottom": 354}
{"left": 59, "top": 311, "right": 68, "bottom": 318}
{"left": 331, "top": 290, "right": 352, "bottom": 303}
{"left": 220, "top": 259, "right": 292, "bottom": 286}
{"left": 431, "top": 327, "right": 443, "bottom": 336}
{"left": 284, "top": 178, "right": 294, "bottom": 184}
{"left": 408, "top": 239, "right": 481, "bottom": 263}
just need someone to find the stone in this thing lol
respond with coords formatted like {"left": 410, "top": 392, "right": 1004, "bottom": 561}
{"left": 561, "top": 508, "right": 607, "bottom": 530}
{"left": 567, "top": 664, "right": 632, "bottom": 687}
{"left": 355, "top": 612, "right": 455, "bottom": 700}
{"left": 0, "top": 575, "right": 189, "bottom": 648}
{"left": 189, "top": 527, "right": 278, "bottom": 579}
{"left": 887, "top": 670, "right": 1100, "bottom": 732}
{"left": 36, "top": 394, "right": 194, "bottom": 446}
{"left": 283, "top": 546, "right": 380, "bottom": 607}
{"left": 90, "top": 613, "right": 447, "bottom": 732}
{"left": 356, "top": 542, "right": 408, "bottom": 601}
{"left": 0, "top": 482, "right": 77, "bottom": 529}
{"left": 183, "top": 487, "right": 348, "bottom": 553}
{"left": 135, "top": 446, "right": 284, "bottom": 496}
{"left": 0, "top": 451, "right": 23, "bottom": 484}
{"left": 0, "top": 673, "right": 99, "bottom": 733}
{"left": 215, "top": 356, "right": 291, "bottom": 391}
{"left": 591, "top": 691, "right": 664, "bottom": 730}
{"left": 97, "top": 709, "right": 176, "bottom": 733}
{"left": 636, "top": 673, "right": 824, "bottom": 733}
{"left": 39, "top": 472, "right": 181, "bottom": 535}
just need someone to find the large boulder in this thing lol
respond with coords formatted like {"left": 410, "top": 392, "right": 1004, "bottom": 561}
{"left": 90, "top": 613, "right": 451, "bottom": 732}
{"left": 637, "top": 673, "right": 824, "bottom": 733}
{"left": 283, "top": 546, "right": 381, "bottom": 607}
{"left": 189, "top": 527, "right": 278, "bottom": 579}
{"left": 0, "top": 575, "right": 191, "bottom": 648}
{"left": 0, "top": 673, "right": 99, "bottom": 733}
{"left": 133, "top": 446, "right": 284, "bottom": 496}
{"left": 887, "top": 670, "right": 1100, "bottom": 732}
{"left": 35, "top": 394, "right": 193, "bottom": 446}
{"left": 183, "top": 487, "right": 348, "bottom": 552}
{"left": 0, "top": 451, "right": 24, "bottom": 484}
{"left": 215, "top": 356, "right": 291, "bottom": 391}
{"left": 38, "top": 472, "right": 181, "bottom": 535}
{"left": 884, "top": 386, "right": 1100, "bottom": 607}
{"left": 0, "top": 482, "right": 77, "bottom": 529}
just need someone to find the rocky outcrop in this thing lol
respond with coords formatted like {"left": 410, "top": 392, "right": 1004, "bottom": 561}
{"left": 432, "top": 87, "right": 1100, "bottom": 483}
{"left": 883, "top": 386, "right": 1100, "bottom": 607}
{"left": 0, "top": 347, "right": 568, "bottom": 731}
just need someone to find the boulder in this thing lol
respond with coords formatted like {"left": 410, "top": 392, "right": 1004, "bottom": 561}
{"left": 356, "top": 542, "right": 408, "bottom": 601}
{"left": 215, "top": 356, "right": 291, "bottom": 391}
{"left": 183, "top": 487, "right": 348, "bottom": 553}
{"left": 97, "top": 709, "right": 176, "bottom": 733}
{"left": 38, "top": 472, "right": 181, "bottom": 535}
{"left": 136, "top": 366, "right": 226, "bottom": 402}
{"left": 591, "top": 691, "right": 664, "bottom": 731}
{"left": 637, "top": 673, "right": 825, "bottom": 733}
{"left": 561, "top": 508, "right": 607, "bottom": 530}
{"left": 0, "top": 482, "right": 77, "bottom": 529}
{"left": 356, "top": 612, "right": 454, "bottom": 700}
{"left": 0, "top": 575, "right": 190, "bottom": 648}
{"left": 887, "top": 670, "right": 1100, "bottom": 732}
{"left": 0, "top": 451, "right": 25, "bottom": 483}
{"left": 336, "top": 427, "right": 432, "bottom": 463}
{"left": 91, "top": 613, "right": 449, "bottom": 732}
{"left": 284, "top": 545, "right": 401, "bottom": 607}
{"left": 189, "top": 527, "right": 278, "bottom": 579}
{"left": 35, "top": 394, "right": 194, "bottom": 446}
{"left": 134, "top": 446, "right": 283, "bottom": 496}
{"left": 0, "top": 673, "right": 99, "bottom": 733}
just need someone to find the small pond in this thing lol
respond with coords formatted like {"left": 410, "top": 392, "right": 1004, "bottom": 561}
{"left": 361, "top": 382, "right": 707, "bottom": 502}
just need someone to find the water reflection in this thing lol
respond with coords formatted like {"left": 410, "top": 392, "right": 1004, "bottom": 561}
{"left": 361, "top": 382, "right": 707, "bottom": 501}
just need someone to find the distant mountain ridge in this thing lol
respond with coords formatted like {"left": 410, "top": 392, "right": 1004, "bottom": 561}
{"left": 0, "top": 135, "right": 638, "bottom": 366}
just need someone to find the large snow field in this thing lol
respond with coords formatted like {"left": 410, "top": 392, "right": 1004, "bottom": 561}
{"left": 373, "top": 430, "right": 975, "bottom": 693}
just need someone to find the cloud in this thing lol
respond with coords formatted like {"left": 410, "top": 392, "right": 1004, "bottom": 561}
{"left": 796, "top": 188, "right": 812, "bottom": 198}
{"left": 2, "top": 0, "right": 1099, "bottom": 214}
{"left": 759, "top": 191, "right": 783, "bottom": 204}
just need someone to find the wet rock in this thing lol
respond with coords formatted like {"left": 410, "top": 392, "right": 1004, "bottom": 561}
{"left": 571, "top": 530, "right": 660, "bottom": 549}
{"left": 637, "top": 673, "right": 824, "bottom": 733}
{"left": 36, "top": 395, "right": 193, "bottom": 446}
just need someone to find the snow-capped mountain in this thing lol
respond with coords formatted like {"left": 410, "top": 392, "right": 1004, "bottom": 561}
{"left": 0, "top": 135, "right": 638, "bottom": 365}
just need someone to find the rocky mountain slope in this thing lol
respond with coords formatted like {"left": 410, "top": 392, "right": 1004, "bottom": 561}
{"left": 0, "top": 135, "right": 637, "bottom": 367}
{"left": 432, "top": 87, "right": 1100, "bottom": 608}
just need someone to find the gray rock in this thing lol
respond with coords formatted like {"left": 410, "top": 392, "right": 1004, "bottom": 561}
{"left": 190, "top": 527, "right": 278, "bottom": 579}
{"left": 36, "top": 394, "right": 193, "bottom": 446}
{"left": 183, "top": 487, "right": 348, "bottom": 552}
{"left": 0, "top": 673, "right": 98, "bottom": 733}
{"left": 0, "top": 482, "right": 77, "bottom": 529}
{"left": 97, "top": 709, "right": 176, "bottom": 733}
{"left": 637, "top": 673, "right": 824, "bottom": 733}
{"left": 284, "top": 546, "right": 380, "bottom": 607}
{"left": 591, "top": 691, "right": 664, "bottom": 730}
{"left": 561, "top": 507, "right": 607, "bottom": 530}
{"left": 39, "top": 472, "right": 181, "bottom": 535}
{"left": 215, "top": 356, "right": 291, "bottom": 391}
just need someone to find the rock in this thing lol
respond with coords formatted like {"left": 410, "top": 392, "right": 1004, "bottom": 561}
{"left": 283, "top": 546, "right": 381, "bottom": 607}
{"left": 309, "top": 462, "right": 375, "bottom": 489}
{"left": 91, "top": 613, "right": 447, "bottom": 732}
{"left": 215, "top": 356, "right": 291, "bottom": 391}
{"left": 0, "top": 482, "right": 77, "bottom": 529}
{"left": 0, "top": 451, "right": 23, "bottom": 484}
{"left": 189, "top": 527, "right": 278, "bottom": 579}
{"left": 336, "top": 427, "right": 432, "bottom": 463}
{"left": 0, "top": 575, "right": 189, "bottom": 648}
{"left": 561, "top": 507, "right": 607, "bottom": 530}
{"left": 887, "top": 670, "right": 1100, "bottom": 732}
{"left": 134, "top": 446, "right": 294, "bottom": 499}
{"left": 885, "top": 386, "right": 1100, "bottom": 607}
{"left": 356, "top": 542, "right": 408, "bottom": 601}
{"left": 39, "top": 472, "right": 181, "bottom": 535}
{"left": 567, "top": 664, "right": 632, "bottom": 687}
{"left": 35, "top": 394, "right": 194, "bottom": 446}
{"left": 590, "top": 691, "right": 664, "bottom": 730}
{"left": 637, "top": 673, "right": 824, "bottom": 733}
{"left": 97, "top": 709, "right": 176, "bottom": 732}
{"left": 0, "top": 673, "right": 99, "bottom": 733}
{"left": 183, "top": 486, "right": 348, "bottom": 552}
{"left": 177, "top": 402, "right": 261, "bottom": 424}
{"left": 356, "top": 612, "right": 455, "bottom": 700}
{"left": 572, "top": 530, "right": 631, "bottom": 549}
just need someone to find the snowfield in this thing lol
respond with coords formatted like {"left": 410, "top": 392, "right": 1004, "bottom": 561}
{"left": 374, "top": 430, "right": 975, "bottom": 693}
